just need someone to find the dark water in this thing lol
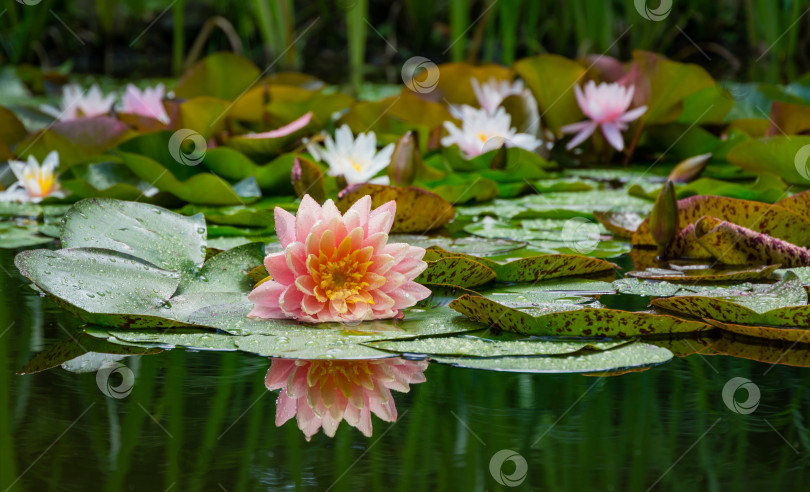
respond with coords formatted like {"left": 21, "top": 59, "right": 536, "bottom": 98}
{"left": 2, "top": 248, "right": 809, "bottom": 491}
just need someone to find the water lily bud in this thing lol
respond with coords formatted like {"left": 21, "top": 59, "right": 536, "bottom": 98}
{"left": 291, "top": 157, "right": 325, "bottom": 203}
{"left": 668, "top": 153, "right": 711, "bottom": 183}
{"left": 649, "top": 180, "right": 680, "bottom": 252}
{"left": 388, "top": 131, "right": 419, "bottom": 186}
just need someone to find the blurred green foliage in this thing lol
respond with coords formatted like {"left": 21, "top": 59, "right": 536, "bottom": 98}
{"left": 1, "top": 0, "right": 808, "bottom": 85}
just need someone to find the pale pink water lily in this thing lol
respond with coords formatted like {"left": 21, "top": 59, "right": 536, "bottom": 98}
{"left": 442, "top": 105, "right": 541, "bottom": 159}
{"left": 0, "top": 151, "right": 65, "bottom": 203}
{"left": 472, "top": 77, "right": 530, "bottom": 114}
{"left": 41, "top": 84, "right": 115, "bottom": 121}
{"left": 248, "top": 194, "right": 430, "bottom": 323}
{"left": 266, "top": 357, "right": 428, "bottom": 440}
{"left": 306, "top": 125, "right": 395, "bottom": 185}
{"left": 560, "top": 81, "right": 647, "bottom": 152}
{"left": 121, "top": 83, "right": 170, "bottom": 123}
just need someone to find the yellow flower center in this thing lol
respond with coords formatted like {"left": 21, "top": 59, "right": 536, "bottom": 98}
{"left": 351, "top": 160, "right": 363, "bottom": 172}
{"left": 478, "top": 133, "right": 488, "bottom": 142}
{"left": 311, "top": 248, "right": 375, "bottom": 311}
{"left": 24, "top": 170, "right": 55, "bottom": 197}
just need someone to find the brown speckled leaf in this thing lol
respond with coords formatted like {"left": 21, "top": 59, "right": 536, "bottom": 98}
{"left": 415, "top": 257, "right": 496, "bottom": 288}
{"left": 633, "top": 195, "right": 810, "bottom": 247}
{"left": 424, "top": 247, "right": 616, "bottom": 282}
{"left": 693, "top": 216, "right": 810, "bottom": 267}
{"left": 593, "top": 210, "right": 644, "bottom": 239}
{"left": 494, "top": 255, "right": 617, "bottom": 282}
{"left": 336, "top": 184, "right": 455, "bottom": 232}
{"left": 652, "top": 274, "right": 810, "bottom": 326}
{"left": 449, "top": 294, "right": 712, "bottom": 337}
{"left": 776, "top": 190, "right": 810, "bottom": 220}
{"left": 627, "top": 264, "right": 780, "bottom": 283}
{"left": 668, "top": 223, "right": 713, "bottom": 259}
{"left": 705, "top": 318, "right": 810, "bottom": 343}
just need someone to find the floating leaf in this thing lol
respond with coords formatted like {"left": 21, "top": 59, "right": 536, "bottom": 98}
{"left": 336, "top": 183, "right": 455, "bottom": 232}
{"left": 0, "top": 223, "right": 54, "bottom": 249}
{"left": 627, "top": 264, "right": 780, "bottom": 282}
{"left": 391, "top": 235, "right": 526, "bottom": 257}
{"left": 492, "top": 255, "right": 617, "bottom": 282}
{"left": 416, "top": 256, "right": 496, "bottom": 288}
{"left": 592, "top": 210, "right": 643, "bottom": 239}
{"left": 368, "top": 333, "right": 629, "bottom": 358}
{"left": 449, "top": 294, "right": 712, "bottom": 337}
{"left": 633, "top": 195, "right": 810, "bottom": 247}
{"left": 692, "top": 216, "right": 810, "bottom": 267}
{"left": 651, "top": 273, "right": 810, "bottom": 326}
{"left": 61, "top": 198, "right": 207, "bottom": 274}
{"left": 430, "top": 343, "right": 673, "bottom": 373}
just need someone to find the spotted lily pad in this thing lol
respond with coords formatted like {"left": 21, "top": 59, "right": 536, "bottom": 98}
{"left": 633, "top": 195, "right": 810, "bottom": 247}
{"left": 593, "top": 210, "right": 644, "bottom": 239}
{"left": 705, "top": 319, "right": 810, "bottom": 343}
{"left": 336, "top": 183, "right": 455, "bottom": 232}
{"left": 651, "top": 273, "right": 810, "bottom": 326}
{"left": 416, "top": 256, "right": 496, "bottom": 288}
{"left": 430, "top": 343, "right": 674, "bottom": 373}
{"left": 627, "top": 264, "right": 780, "bottom": 282}
{"left": 449, "top": 294, "right": 712, "bottom": 337}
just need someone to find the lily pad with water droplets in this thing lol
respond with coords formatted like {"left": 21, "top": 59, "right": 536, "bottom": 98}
{"left": 367, "top": 333, "right": 630, "bottom": 358}
{"left": 627, "top": 264, "right": 780, "bottom": 283}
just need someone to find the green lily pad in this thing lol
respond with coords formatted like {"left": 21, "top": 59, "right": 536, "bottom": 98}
{"left": 174, "top": 52, "right": 261, "bottom": 100}
{"left": 0, "top": 222, "right": 54, "bottom": 249}
{"left": 430, "top": 342, "right": 673, "bottom": 373}
{"left": 391, "top": 235, "right": 527, "bottom": 257}
{"left": 61, "top": 198, "right": 207, "bottom": 274}
{"left": 367, "top": 332, "right": 629, "bottom": 357}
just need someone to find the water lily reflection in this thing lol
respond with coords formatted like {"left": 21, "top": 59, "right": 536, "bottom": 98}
{"left": 266, "top": 357, "right": 428, "bottom": 440}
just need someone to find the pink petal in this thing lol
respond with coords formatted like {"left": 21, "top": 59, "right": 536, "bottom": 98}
{"left": 274, "top": 208, "right": 297, "bottom": 248}
{"left": 565, "top": 122, "right": 598, "bottom": 150}
{"left": 601, "top": 122, "right": 625, "bottom": 152}
{"left": 242, "top": 111, "right": 312, "bottom": 139}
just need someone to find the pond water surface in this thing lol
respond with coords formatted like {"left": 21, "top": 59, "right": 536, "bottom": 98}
{"left": 2, "top": 248, "right": 809, "bottom": 491}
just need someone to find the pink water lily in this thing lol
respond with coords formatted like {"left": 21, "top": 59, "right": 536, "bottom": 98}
{"left": 560, "top": 81, "right": 647, "bottom": 152}
{"left": 248, "top": 195, "right": 430, "bottom": 323}
{"left": 266, "top": 357, "right": 428, "bottom": 440}
{"left": 121, "top": 83, "right": 169, "bottom": 123}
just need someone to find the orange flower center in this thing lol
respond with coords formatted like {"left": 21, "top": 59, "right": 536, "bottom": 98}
{"left": 307, "top": 360, "right": 375, "bottom": 391}
{"left": 24, "top": 170, "right": 55, "bottom": 197}
{"left": 311, "top": 248, "right": 375, "bottom": 310}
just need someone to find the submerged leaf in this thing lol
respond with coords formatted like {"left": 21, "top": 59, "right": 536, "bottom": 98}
{"left": 627, "top": 264, "right": 780, "bottom": 282}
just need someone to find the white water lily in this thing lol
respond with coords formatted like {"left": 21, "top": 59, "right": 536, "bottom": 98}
{"left": 0, "top": 151, "right": 65, "bottom": 203}
{"left": 306, "top": 125, "right": 395, "bottom": 185}
{"left": 441, "top": 105, "right": 541, "bottom": 159}
{"left": 41, "top": 83, "right": 115, "bottom": 121}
